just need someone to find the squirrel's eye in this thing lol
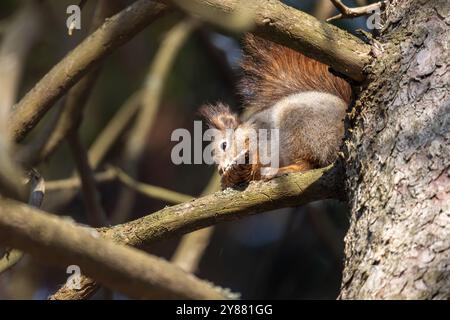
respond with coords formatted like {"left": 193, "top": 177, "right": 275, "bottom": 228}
{"left": 220, "top": 141, "right": 227, "bottom": 151}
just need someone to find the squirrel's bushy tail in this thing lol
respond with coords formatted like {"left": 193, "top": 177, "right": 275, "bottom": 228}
{"left": 239, "top": 35, "right": 352, "bottom": 114}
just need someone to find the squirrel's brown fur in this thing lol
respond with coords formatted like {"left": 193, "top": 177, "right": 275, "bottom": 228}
{"left": 199, "top": 102, "right": 239, "bottom": 130}
{"left": 239, "top": 35, "right": 352, "bottom": 117}
{"left": 200, "top": 35, "right": 352, "bottom": 189}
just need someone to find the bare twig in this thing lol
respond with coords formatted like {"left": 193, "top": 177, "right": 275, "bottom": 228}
{"left": 327, "top": 0, "right": 386, "bottom": 22}
{"left": 46, "top": 167, "right": 193, "bottom": 205}
{"left": 79, "top": 0, "right": 88, "bottom": 10}
{"left": 9, "top": 0, "right": 169, "bottom": 142}
{"left": 0, "top": 198, "right": 226, "bottom": 299}
{"left": 67, "top": 132, "right": 108, "bottom": 227}
{"left": 47, "top": 1, "right": 112, "bottom": 228}
{"left": 50, "top": 164, "right": 343, "bottom": 299}
{"left": 111, "top": 18, "right": 198, "bottom": 224}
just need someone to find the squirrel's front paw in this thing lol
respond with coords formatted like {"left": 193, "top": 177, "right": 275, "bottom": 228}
{"left": 220, "top": 163, "right": 253, "bottom": 189}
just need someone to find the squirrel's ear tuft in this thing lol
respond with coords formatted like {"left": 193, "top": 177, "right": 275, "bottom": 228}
{"left": 199, "top": 102, "right": 239, "bottom": 130}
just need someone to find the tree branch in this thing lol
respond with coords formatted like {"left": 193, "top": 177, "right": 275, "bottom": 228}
{"left": 327, "top": 0, "right": 386, "bottom": 22}
{"left": 27, "top": 0, "right": 113, "bottom": 166}
{"left": 9, "top": 0, "right": 169, "bottom": 142}
{"left": 50, "top": 164, "right": 344, "bottom": 299}
{"left": 170, "top": 0, "right": 371, "bottom": 81}
{"left": 46, "top": 166, "right": 193, "bottom": 205}
{"left": 67, "top": 132, "right": 108, "bottom": 227}
{"left": 0, "top": 198, "right": 226, "bottom": 299}
{"left": 104, "top": 164, "right": 344, "bottom": 245}
{"left": 111, "top": 166, "right": 194, "bottom": 204}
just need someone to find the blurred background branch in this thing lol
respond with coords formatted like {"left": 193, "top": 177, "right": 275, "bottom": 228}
{"left": 8, "top": 0, "right": 169, "bottom": 142}
{"left": 111, "top": 18, "right": 199, "bottom": 225}
{"left": 165, "top": 0, "right": 371, "bottom": 81}
{"left": 0, "top": 198, "right": 226, "bottom": 299}
{"left": 23, "top": 0, "right": 113, "bottom": 166}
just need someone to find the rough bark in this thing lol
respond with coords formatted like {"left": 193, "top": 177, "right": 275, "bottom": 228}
{"left": 341, "top": 0, "right": 450, "bottom": 299}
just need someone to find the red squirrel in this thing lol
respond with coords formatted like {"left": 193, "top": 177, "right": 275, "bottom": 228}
{"left": 200, "top": 35, "right": 352, "bottom": 189}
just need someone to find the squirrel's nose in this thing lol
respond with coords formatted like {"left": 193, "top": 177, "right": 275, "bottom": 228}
{"left": 218, "top": 167, "right": 224, "bottom": 175}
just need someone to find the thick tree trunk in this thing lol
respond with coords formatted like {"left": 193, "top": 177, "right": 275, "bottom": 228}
{"left": 340, "top": 0, "right": 449, "bottom": 299}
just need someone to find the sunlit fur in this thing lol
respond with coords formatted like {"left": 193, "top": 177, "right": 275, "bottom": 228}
{"left": 200, "top": 35, "right": 352, "bottom": 188}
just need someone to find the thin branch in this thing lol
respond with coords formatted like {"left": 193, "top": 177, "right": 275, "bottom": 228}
{"left": 46, "top": 170, "right": 116, "bottom": 192}
{"left": 50, "top": 164, "right": 344, "bottom": 299}
{"left": 9, "top": 0, "right": 169, "bottom": 142}
{"left": 327, "top": 0, "right": 386, "bottom": 22}
{"left": 110, "top": 166, "right": 194, "bottom": 204}
{"left": 167, "top": 0, "right": 371, "bottom": 81}
{"left": 0, "top": 199, "right": 226, "bottom": 299}
{"left": 67, "top": 132, "right": 108, "bottom": 227}
{"left": 111, "top": 18, "right": 199, "bottom": 224}
{"left": 46, "top": 167, "right": 194, "bottom": 205}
